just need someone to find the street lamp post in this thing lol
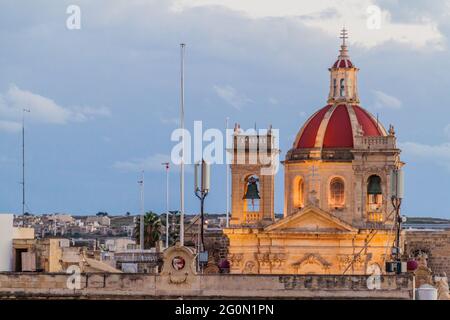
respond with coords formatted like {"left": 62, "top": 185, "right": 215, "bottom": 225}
{"left": 194, "top": 160, "right": 210, "bottom": 253}
{"left": 391, "top": 168, "right": 404, "bottom": 263}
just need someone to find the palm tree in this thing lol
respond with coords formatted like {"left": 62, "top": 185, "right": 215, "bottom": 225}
{"left": 160, "top": 211, "right": 180, "bottom": 246}
{"left": 134, "top": 211, "right": 162, "bottom": 249}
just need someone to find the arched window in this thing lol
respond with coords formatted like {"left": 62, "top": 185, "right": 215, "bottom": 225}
{"left": 333, "top": 79, "right": 337, "bottom": 96}
{"left": 330, "top": 178, "right": 345, "bottom": 207}
{"left": 340, "top": 78, "right": 345, "bottom": 97}
{"left": 294, "top": 177, "right": 304, "bottom": 209}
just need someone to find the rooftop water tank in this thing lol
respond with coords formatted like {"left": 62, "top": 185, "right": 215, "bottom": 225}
{"left": 416, "top": 284, "right": 438, "bottom": 300}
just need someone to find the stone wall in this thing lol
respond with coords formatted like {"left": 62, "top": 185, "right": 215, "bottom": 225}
{"left": 0, "top": 272, "right": 413, "bottom": 299}
{"left": 405, "top": 230, "right": 450, "bottom": 276}
{"left": 204, "top": 231, "right": 229, "bottom": 264}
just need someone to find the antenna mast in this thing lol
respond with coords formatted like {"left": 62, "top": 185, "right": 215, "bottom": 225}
{"left": 138, "top": 171, "right": 145, "bottom": 249}
{"left": 180, "top": 43, "right": 186, "bottom": 246}
{"left": 22, "top": 108, "right": 30, "bottom": 215}
{"left": 225, "top": 117, "right": 230, "bottom": 227}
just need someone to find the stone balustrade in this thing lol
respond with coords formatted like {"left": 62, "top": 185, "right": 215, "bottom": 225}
{"left": 0, "top": 272, "right": 414, "bottom": 299}
{"left": 367, "top": 211, "right": 384, "bottom": 223}
{"left": 244, "top": 212, "right": 261, "bottom": 223}
{"left": 354, "top": 135, "right": 396, "bottom": 149}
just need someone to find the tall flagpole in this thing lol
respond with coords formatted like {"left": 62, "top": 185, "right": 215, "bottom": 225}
{"left": 225, "top": 117, "right": 230, "bottom": 227}
{"left": 180, "top": 43, "right": 185, "bottom": 246}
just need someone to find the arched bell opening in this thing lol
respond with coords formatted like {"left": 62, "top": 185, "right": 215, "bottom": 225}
{"left": 366, "top": 175, "right": 383, "bottom": 222}
{"left": 243, "top": 175, "right": 260, "bottom": 213}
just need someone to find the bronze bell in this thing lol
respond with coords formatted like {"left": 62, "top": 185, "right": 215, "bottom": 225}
{"left": 367, "top": 175, "right": 382, "bottom": 195}
{"left": 243, "top": 177, "right": 260, "bottom": 200}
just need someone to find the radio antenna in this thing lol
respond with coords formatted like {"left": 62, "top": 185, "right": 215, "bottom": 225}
{"left": 22, "top": 108, "right": 30, "bottom": 215}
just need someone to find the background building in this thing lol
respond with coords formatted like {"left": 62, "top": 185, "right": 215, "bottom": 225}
{"left": 0, "top": 214, "right": 14, "bottom": 271}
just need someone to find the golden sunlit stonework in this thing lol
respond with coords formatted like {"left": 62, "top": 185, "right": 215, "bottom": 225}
{"left": 224, "top": 32, "right": 404, "bottom": 275}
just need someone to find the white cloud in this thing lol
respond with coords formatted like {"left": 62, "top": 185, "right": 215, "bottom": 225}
{"left": 113, "top": 153, "right": 172, "bottom": 172}
{"left": 401, "top": 141, "right": 450, "bottom": 159}
{"left": 400, "top": 141, "right": 450, "bottom": 170}
{"left": 113, "top": 153, "right": 195, "bottom": 173}
{"left": 0, "top": 85, "right": 110, "bottom": 126}
{"left": 213, "top": 85, "right": 252, "bottom": 110}
{"left": 172, "top": 0, "right": 444, "bottom": 50}
{"left": 373, "top": 90, "right": 402, "bottom": 109}
{"left": 71, "top": 106, "right": 111, "bottom": 122}
{"left": 0, "top": 120, "right": 21, "bottom": 133}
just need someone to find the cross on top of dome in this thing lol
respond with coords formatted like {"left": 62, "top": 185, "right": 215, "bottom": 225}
{"left": 332, "top": 27, "right": 353, "bottom": 68}
{"left": 338, "top": 27, "right": 350, "bottom": 59}
{"left": 340, "top": 27, "right": 348, "bottom": 46}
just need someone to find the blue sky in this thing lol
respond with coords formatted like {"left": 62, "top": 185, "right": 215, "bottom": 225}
{"left": 1, "top": 0, "right": 450, "bottom": 218}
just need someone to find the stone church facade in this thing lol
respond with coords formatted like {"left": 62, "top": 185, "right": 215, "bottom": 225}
{"left": 224, "top": 31, "right": 404, "bottom": 275}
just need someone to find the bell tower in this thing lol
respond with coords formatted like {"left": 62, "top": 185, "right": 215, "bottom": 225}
{"left": 229, "top": 124, "right": 278, "bottom": 226}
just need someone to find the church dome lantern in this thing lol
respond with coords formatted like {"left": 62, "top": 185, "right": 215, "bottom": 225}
{"left": 288, "top": 28, "right": 388, "bottom": 160}
{"left": 327, "top": 28, "right": 359, "bottom": 104}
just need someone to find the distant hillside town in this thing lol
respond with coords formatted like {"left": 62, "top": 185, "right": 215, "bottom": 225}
{"left": 7, "top": 211, "right": 230, "bottom": 274}
{"left": 13, "top": 211, "right": 229, "bottom": 240}
{"left": 13, "top": 212, "right": 450, "bottom": 241}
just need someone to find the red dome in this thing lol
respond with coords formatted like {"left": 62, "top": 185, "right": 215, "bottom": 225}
{"left": 332, "top": 58, "right": 353, "bottom": 68}
{"left": 295, "top": 104, "right": 385, "bottom": 149}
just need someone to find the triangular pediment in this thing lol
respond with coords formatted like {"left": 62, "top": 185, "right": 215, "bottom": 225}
{"left": 265, "top": 205, "right": 357, "bottom": 233}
